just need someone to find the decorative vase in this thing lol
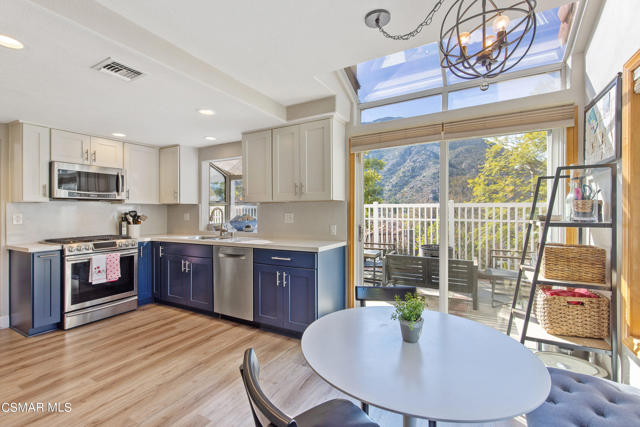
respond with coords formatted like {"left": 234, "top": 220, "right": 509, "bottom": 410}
{"left": 399, "top": 318, "right": 424, "bottom": 343}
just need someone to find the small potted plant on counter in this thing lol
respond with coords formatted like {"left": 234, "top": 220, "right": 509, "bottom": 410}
{"left": 391, "top": 292, "right": 426, "bottom": 343}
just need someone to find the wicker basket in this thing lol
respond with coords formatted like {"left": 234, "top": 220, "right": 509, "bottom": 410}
{"left": 534, "top": 289, "right": 609, "bottom": 338}
{"left": 573, "top": 199, "right": 595, "bottom": 213}
{"left": 542, "top": 244, "right": 606, "bottom": 284}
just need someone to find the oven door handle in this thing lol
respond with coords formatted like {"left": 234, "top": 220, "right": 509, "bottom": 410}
{"left": 65, "top": 249, "right": 138, "bottom": 261}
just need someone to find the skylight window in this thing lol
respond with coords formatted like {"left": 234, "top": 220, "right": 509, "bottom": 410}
{"left": 350, "top": 2, "right": 576, "bottom": 123}
{"left": 357, "top": 42, "right": 443, "bottom": 103}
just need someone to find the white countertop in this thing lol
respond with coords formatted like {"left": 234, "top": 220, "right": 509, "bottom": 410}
{"left": 7, "top": 242, "right": 63, "bottom": 253}
{"left": 140, "top": 234, "right": 346, "bottom": 253}
{"left": 7, "top": 235, "right": 346, "bottom": 253}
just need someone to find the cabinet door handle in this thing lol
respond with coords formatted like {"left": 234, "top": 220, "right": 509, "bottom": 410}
{"left": 42, "top": 184, "right": 47, "bottom": 197}
{"left": 181, "top": 259, "right": 185, "bottom": 272}
{"left": 159, "top": 246, "right": 164, "bottom": 257}
{"left": 282, "top": 272, "right": 287, "bottom": 288}
{"left": 38, "top": 254, "right": 58, "bottom": 259}
{"left": 85, "top": 149, "right": 89, "bottom": 162}
{"left": 271, "top": 256, "right": 291, "bottom": 261}
{"left": 126, "top": 189, "right": 130, "bottom": 199}
{"left": 185, "top": 260, "right": 191, "bottom": 273}
{"left": 300, "top": 182, "right": 304, "bottom": 195}
{"left": 139, "top": 245, "right": 143, "bottom": 258}
{"left": 294, "top": 182, "right": 299, "bottom": 196}
{"left": 276, "top": 271, "right": 281, "bottom": 287}
{"left": 92, "top": 151, "right": 97, "bottom": 162}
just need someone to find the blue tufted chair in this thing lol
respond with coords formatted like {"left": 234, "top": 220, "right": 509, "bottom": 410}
{"left": 527, "top": 368, "right": 640, "bottom": 426}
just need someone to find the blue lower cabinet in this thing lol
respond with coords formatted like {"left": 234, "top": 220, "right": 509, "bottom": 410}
{"left": 254, "top": 264, "right": 284, "bottom": 328}
{"left": 253, "top": 248, "right": 344, "bottom": 333}
{"left": 154, "top": 243, "right": 213, "bottom": 313}
{"left": 283, "top": 267, "right": 317, "bottom": 333}
{"left": 10, "top": 250, "right": 62, "bottom": 336}
{"left": 184, "top": 256, "right": 213, "bottom": 312}
{"left": 137, "top": 242, "right": 153, "bottom": 305}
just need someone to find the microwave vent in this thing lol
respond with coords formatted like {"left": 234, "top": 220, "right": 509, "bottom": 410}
{"left": 91, "top": 57, "right": 143, "bottom": 82}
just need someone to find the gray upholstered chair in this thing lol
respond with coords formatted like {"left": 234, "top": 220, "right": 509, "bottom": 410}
{"left": 240, "top": 348, "right": 379, "bottom": 427}
{"left": 527, "top": 367, "right": 640, "bottom": 426}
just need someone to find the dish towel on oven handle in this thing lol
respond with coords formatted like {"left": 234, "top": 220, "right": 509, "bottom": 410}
{"left": 89, "top": 254, "right": 107, "bottom": 284}
{"left": 105, "top": 253, "right": 121, "bottom": 282}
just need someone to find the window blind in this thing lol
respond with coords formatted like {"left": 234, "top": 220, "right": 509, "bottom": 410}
{"left": 350, "top": 123, "right": 443, "bottom": 152}
{"left": 350, "top": 104, "right": 575, "bottom": 152}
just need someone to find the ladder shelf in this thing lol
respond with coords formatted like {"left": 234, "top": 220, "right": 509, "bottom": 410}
{"left": 505, "top": 163, "right": 618, "bottom": 380}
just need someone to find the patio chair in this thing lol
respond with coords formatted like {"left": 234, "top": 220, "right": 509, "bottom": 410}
{"left": 478, "top": 249, "right": 533, "bottom": 307}
{"left": 240, "top": 348, "right": 379, "bottom": 427}
{"left": 383, "top": 254, "right": 478, "bottom": 310}
{"left": 363, "top": 242, "right": 396, "bottom": 286}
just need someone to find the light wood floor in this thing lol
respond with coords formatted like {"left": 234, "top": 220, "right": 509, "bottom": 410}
{"left": 0, "top": 304, "right": 525, "bottom": 427}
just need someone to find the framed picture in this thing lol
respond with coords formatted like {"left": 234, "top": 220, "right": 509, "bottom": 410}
{"left": 584, "top": 73, "right": 622, "bottom": 165}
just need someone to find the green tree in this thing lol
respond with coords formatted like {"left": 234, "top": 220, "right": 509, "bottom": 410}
{"left": 468, "top": 131, "right": 547, "bottom": 202}
{"left": 364, "top": 152, "right": 385, "bottom": 204}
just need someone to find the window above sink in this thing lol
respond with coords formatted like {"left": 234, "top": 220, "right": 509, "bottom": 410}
{"left": 208, "top": 157, "right": 258, "bottom": 233}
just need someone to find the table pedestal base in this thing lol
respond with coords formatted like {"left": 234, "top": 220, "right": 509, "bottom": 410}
{"left": 402, "top": 415, "right": 436, "bottom": 427}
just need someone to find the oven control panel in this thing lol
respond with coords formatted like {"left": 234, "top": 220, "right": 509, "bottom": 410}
{"left": 64, "top": 239, "right": 137, "bottom": 255}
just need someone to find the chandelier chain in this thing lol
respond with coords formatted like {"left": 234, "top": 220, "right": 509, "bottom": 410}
{"left": 376, "top": 0, "right": 446, "bottom": 41}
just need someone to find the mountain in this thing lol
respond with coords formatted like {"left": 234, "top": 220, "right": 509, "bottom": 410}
{"left": 367, "top": 138, "right": 488, "bottom": 203}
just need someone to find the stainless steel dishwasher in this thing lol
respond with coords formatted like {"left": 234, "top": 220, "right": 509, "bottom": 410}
{"left": 213, "top": 246, "right": 253, "bottom": 321}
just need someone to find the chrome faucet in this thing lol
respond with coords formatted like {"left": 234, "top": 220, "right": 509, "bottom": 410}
{"left": 208, "top": 207, "right": 233, "bottom": 238}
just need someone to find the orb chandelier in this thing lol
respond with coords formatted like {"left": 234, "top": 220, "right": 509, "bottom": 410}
{"left": 440, "top": 0, "right": 537, "bottom": 89}
{"left": 364, "top": 0, "right": 537, "bottom": 90}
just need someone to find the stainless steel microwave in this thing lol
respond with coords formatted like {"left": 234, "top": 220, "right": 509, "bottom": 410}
{"left": 51, "top": 162, "right": 127, "bottom": 200}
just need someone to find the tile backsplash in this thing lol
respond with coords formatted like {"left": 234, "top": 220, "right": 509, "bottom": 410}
{"left": 5, "top": 201, "right": 167, "bottom": 244}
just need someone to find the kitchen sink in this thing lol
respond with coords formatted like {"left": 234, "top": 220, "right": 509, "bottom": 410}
{"left": 187, "top": 235, "right": 234, "bottom": 241}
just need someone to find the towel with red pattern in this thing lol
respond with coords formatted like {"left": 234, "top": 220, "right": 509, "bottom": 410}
{"left": 89, "top": 253, "right": 121, "bottom": 284}
{"left": 543, "top": 288, "right": 599, "bottom": 305}
{"left": 105, "top": 253, "right": 121, "bottom": 282}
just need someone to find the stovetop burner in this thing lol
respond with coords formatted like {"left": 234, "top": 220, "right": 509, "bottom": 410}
{"left": 44, "top": 235, "right": 125, "bottom": 244}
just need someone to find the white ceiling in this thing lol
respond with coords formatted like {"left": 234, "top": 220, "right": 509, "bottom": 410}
{"left": 0, "top": 0, "right": 568, "bottom": 147}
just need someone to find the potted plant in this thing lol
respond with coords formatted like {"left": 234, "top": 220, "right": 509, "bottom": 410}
{"left": 391, "top": 292, "right": 426, "bottom": 343}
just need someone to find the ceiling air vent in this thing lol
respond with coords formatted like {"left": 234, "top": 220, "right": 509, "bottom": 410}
{"left": 91, "top": 57, "right": 143, "bottom": 82}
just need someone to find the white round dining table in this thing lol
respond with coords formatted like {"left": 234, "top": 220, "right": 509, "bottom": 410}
{"left": 301, "top": 306, "right": 551, "bottom": 427}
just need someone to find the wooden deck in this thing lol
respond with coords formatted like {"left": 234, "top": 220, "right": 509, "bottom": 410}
{"left": 0, "top": 304, "right": 526, "bottom": 426}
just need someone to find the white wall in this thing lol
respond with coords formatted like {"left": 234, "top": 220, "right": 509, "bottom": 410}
{"left": 583, "top": 0, "right": 638, "bottom": 385}
{"left": 584, "top": 0, "right": 637, "bottom": 99}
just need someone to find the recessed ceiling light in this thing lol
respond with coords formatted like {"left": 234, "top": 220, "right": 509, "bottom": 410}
{"left": 112, "top": 132, "right": 126, "bottom": 138}
{"left": 198, "top": 109, "right": 216, "bottom": 116}
{"left": 0, "top": 34, "right": 24, "bottom": 50}
{"left": 205, "top": 136, "right": 217, "bottom": 141}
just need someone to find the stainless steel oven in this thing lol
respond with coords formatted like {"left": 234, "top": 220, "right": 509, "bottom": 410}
{"left": 64, "top": 249, "right": 137, "bottom": 313}
{"left": 45, "top": 235, "right": 139, "bottom": 329}
{"left": 51, "top": 161, "right": 127, "bottom": 200}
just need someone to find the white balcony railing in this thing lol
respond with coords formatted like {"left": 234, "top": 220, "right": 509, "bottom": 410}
{"left": 364, "top": 202, "right": 546, "bottom": 270}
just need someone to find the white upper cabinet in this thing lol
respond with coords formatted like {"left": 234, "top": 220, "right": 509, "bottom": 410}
{"left": 90, "top": 137, "right": 123, "bottom": 168}
{"left": 51, "top": 129, "right": 90, "bottom": 164}
{"left": 242, "top": 130, "right": 273, "bottom": 202}
{"left": 124, "top": 143, "right": 159, "bottom": 204}
{"left": 9, "top": 122, "right": 51, "bottom": 202}
{"left": 244, "top": 118, "right": 345, "bottom": 203}
{"left": 51, "top": 130, "right": 123, "bottom": 168}
{"left": 299, "top": 120, "right": 332, "bottom": 201}
{"left": 159, "top": 145, "right": 198, "bottom": 204}
{"left": 272, "top": 125, "right": 299, "bottom": 201}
